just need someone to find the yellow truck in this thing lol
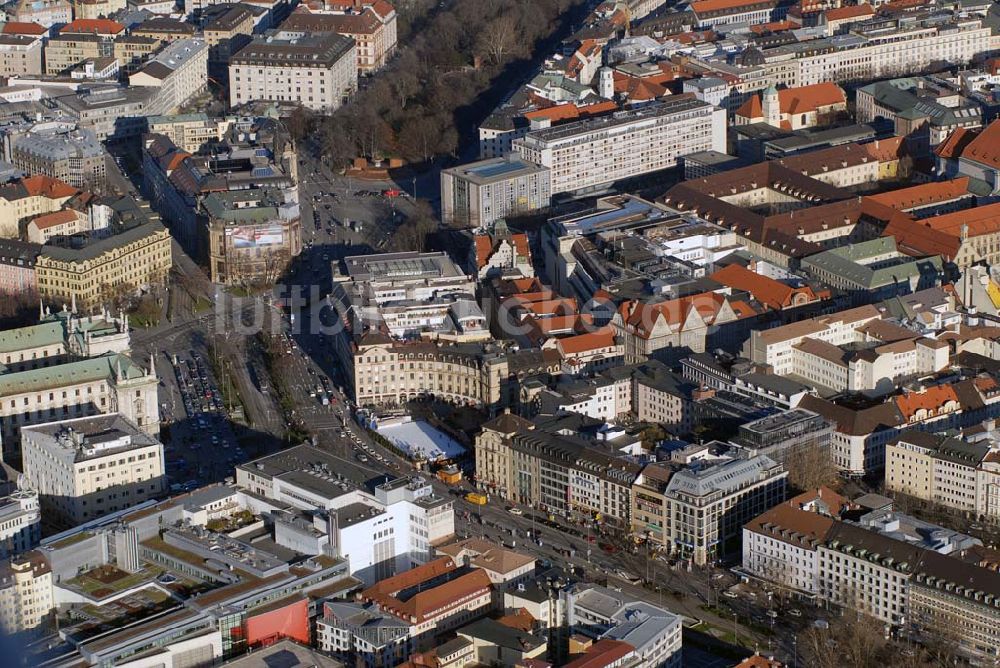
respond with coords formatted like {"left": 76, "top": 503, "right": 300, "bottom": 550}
{"left": 465, "top": 492, "right": 488, "bottom": 506}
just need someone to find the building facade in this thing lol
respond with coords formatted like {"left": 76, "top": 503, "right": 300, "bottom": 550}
{"left": 229, "top": 33, "right": 357, "bottom": 112}
{"left": 22, "top": 414, "right": 166, "bottom": 531}
{"left": 513, "top": 98, "right": 726, "bottom": 195}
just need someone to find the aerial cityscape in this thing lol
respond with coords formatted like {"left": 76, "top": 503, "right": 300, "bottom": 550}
{"left": 1, "top": 0, "right": 1000, "bottom": 666}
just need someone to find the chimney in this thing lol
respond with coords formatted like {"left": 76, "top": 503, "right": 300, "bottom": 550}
{"left": 692, "top": 385, "right": 716, "bottom": 401}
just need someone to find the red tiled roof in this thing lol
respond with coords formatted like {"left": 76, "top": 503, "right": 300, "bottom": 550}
{"left": 361, "top": 557, "right": 492, "bottom": 624}
{"left": 736, "top": 83, "right": 845, "bottom": 120}
{"left": 564, "top": 640, "right": 635, "bottom": 668}
{"left": 749, "top": 19, "right": 797, "bottom": 34}
{"left": 954, "top": 119, "right": 1000, "bottom": 170}
{"left": 919, "top": 201, "right": 1000, "bottom": 239}
{"left": 894, "top": 384, "right": 959, "bottom": 421}
{"left": 2, "top": 21, "right": 46, "bottom": 35}
{"left": 824, "top": 3, "right": 874, "bottom": 20}
{"left": 934, "top": 127, "right": 978, "bottom": 160}
{"left": 710, "top": 263, "right": 815, "bottom": 311}
{"left": 614, "top": 72, "right": 667, "bottom": 101}
{"left": 523, "top": 100, "right": 618, "bottom": 123}
{"left": 474, "top": 230, "right": 530, "bottom": 270}
{"left": 61, "top": 18, "right": 125, "bottom": 34}
{"left": 745, "top": 501, "right": 835, "bottom": 548}
{"left": 29, "top": 209, "right": 78, "bottom": 230}
{"left": 22, "top": 175, "right": 79, "bottom": 199}
{"left": 735, "top": 94, "right": 762, "bottom": 120}
{"left": 865, "top": 178, "right": 969, "bottom": 211}
{"left": 556, "top": 326, "right": 616, "bottom": 356}
{"left": 781, "top": 82, "right": 845, "bottom": 115}
{"left": 883, "top": 213, "right": 959, "bottom": 259}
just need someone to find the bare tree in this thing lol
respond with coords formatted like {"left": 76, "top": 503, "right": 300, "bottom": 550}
{"left": 478, "top": 15, "right": 519, "bottom": 66}
{"left": 784, "top": 445, "right": 840, "bottom": 493}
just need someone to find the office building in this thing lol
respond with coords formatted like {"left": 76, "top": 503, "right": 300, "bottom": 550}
{"left": 0, "top": 489, "right": 40, "bottom": 559}
{"left": 733, "top": 409, "right": 833, "bottom": 464}
{"left": 5, "top": 122, "right": 107, "bottom": 190}
{"left": 229, "top": 33, "right": 357, "bottom": 112}
{"left": 634, "top": 449, "right": 786, "bottom": 565}
{"left": 513, "top": 97, "right": 726, "bottom": 195}
{"left": 329, "top": 251, "right": 496, "bottom": 406}
{"left": 236, "top": 445, "right": 455, "bottom": 585}
{"left": 358, "top": 556, "right": 493, "bottom": 647}
{"left": 743, "top": 497, "right": 1000, "bottom": 662}
{"left": 0, "top": 550, "right": 52, "bottom": 635}
{"left": 441, "top": 156, "right": 551, "bottom": 229}
{"left": 0, "top": 32, "right": 44, "bottom": 76}
{"left": 279, "top": 3, "right": 398, "bottom": 73}
{"left": 204, "top": 4, "right": 256, "bottom": 74}
{"left": 129, "top": 38, "right": 209, "bottom": 115}
{"left": 22, "top": 414, "right": 166, "bottom": 531}
{"left": 563, "top": 583, "right": 682, "bottom": 668}
{"left": 146, "top": 114, "right": 234, "bottom": 153}
{"left": 36, "top": 220, "right": 172, "bottom": 310}
{"left": 885, "top": 431, "right": 991, "bottom": 515}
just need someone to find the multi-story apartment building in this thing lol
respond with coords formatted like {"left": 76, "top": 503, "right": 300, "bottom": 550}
{"left": 742, "top": 497, "right": 836, "bottom": 598}
{"left": 229, "top": 33, "right": 357, "bottom": 112}
{"left": 513, "top": 98, "right": 726, "bottom": 195}
{"left": 21, "top": 413, "right": 166, "bottom": 531}
{"left": 793, "top": 18, "right": 993, "bottom": 88}
{"left": 0, "top": 33, "right": 44, "bottom": 76}
{"left": 885, "top": 431, "right": 991, "bottom": 515}
{"left": 131, "top": 17, "right": 197, "bottom": 43}
{"left": 484, "top": 426, "right": 641, "bottom": 526}
{"left": 111, "top": 34, "right": 163, "bottom": 73}
{"left": 0, "top": 239, "right": 40, "bottom": 298}
{"left": 441, "top": 156, "right": 551, "bottom": 229}
{"left": 35, "top": 220, "right": 172, "bottom": 310}
{"left": 4, "top": 121, "right": 107, "bottom": 190}
{"left": 129, "top": 39, "right": 209, "bottom": 115}
{"left": 691, "top": 0, "right": 795, "bottom": 28}
{"left": 0, "top": 490, "right": 40, "bottom": 559}
{"left": 0, "top": 550, "right": 52, "bottom": 635}
{"left": 316, "top": 601, "right": 412, "bottom": 666}
{"left": 744, "top": 494, "right": 1000, "bottom": 662}
{"left": 44, "top": 33, "right": 112, "bottom": 76}
{"left": 744, "top": 304, "right": 951, "bottom": 396}
{"left": 280, "top": 3, "right": 398, "bottom": 73}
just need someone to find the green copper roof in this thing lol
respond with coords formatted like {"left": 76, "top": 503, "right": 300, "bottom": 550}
{"left": 0, "top": 354, "right": 146, "bottom": 396}
{"left": 0, "top": 322, "right": 66, "bottom": 355}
